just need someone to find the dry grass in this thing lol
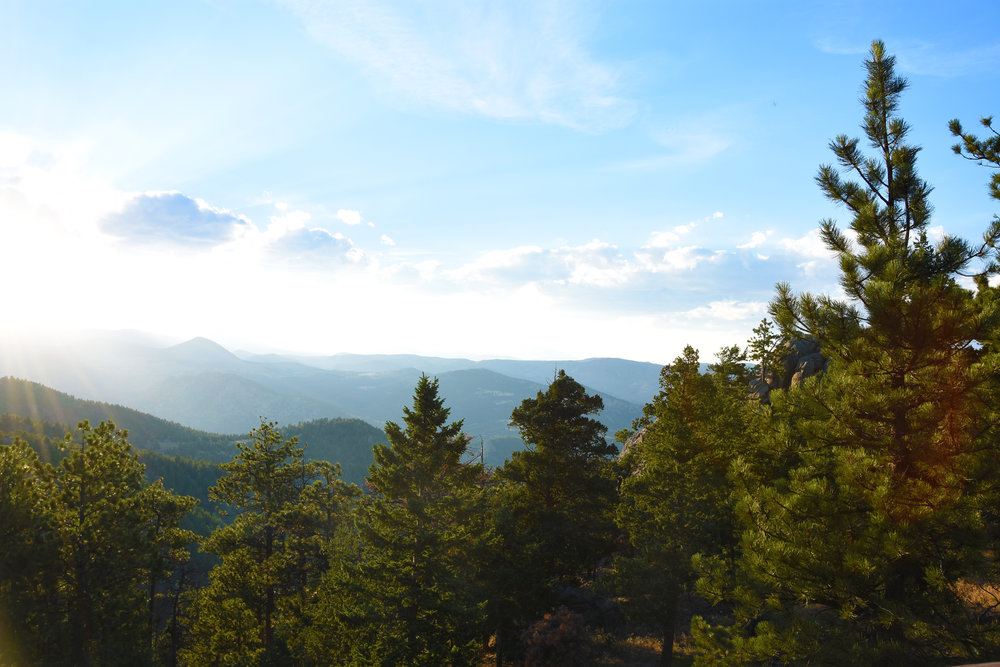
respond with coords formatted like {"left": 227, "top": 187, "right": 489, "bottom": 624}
{"left": 955, "top": 579, "right": 1000, "bottom": 614}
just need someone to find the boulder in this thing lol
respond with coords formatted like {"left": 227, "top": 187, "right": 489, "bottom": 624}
{"left": 753, "top": 338, "right": 826, "bottom": 403}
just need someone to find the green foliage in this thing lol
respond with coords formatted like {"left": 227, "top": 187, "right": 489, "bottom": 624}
{"left": 950, "top": 114, "right": 1000, "bottom": 201}
{"left": 694, "top": 40, "right": 1000, "bottom": 664}
{"left": 746, "top": 318, "right": 782, "bottom": 383}
{"left": 616, "top": 346, "right": 759, "bottom": 665}
{"left": 502, "top": 370, "right": 618, "bottom": 583}
{"left": 280, "top": 417, "right": 385, "bottom": 484}
{"left": 0, "top": 412, "right": 224, "bottom": 537}
{"left": 489, "top": 370, "right": 618, "bottom": 655}
{"left": 0, "top": 439, "right": 58, "bottom": 666}
{"left": 0, "top": 421, "right": 198, "bottom": 666}
{"left": 310, "top": 375, "right": 485, "bottom": 665}
{"left": 182, "top": 419, "right": 357, "bottom": 666}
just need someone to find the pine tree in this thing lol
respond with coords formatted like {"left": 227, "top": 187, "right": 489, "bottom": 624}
{"left": 0, "top": 439, "right": 59, "bottom": 666}
{"left": 314, "top": 375, "right": 485, "bottom": 666}
{"left": 495, "top": 369, "right": 618, "bottom": 638}
{"left": 4, "top": 420, "right": 198, "bottom": 667}
{"left": 616, "top": 346, "right": 758, "bottom": 667}
{"left": 182, "top": 419, "right": 356, "bottom": 666}
{"left": 693, "top": 40, "right": 1000, "bottom": 664}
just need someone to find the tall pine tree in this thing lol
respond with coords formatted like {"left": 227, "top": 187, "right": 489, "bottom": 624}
{"left": 494, "top": 370, "right": 618, "bottom": 635}
{"left": 693, "top": 40, "right": 1000, "bottom": 664}
{"left": 181, "top": 419, "right": 356, "bottom": 666}
{"left": 313, "top": 375, "right": 485, "bottom": 666}
{"left": 616, "top": 346, "right": 758, "bottom": 667}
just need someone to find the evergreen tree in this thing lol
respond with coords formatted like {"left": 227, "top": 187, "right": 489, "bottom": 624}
{"left": 693, "top": 40, "right": 1000, "bottom": 664}
{"left": 307, "top": 375, "right": 485, "bottom": 666}
{"left": 490, "top": 369, "right": 617, "bottom": 654}
{"left": 503, "top": 370, "right": 617, "bottom": 585}
{"left": 181, "top": 419, "right": 356, "bottom": 666}
{"left": 8, "top": 420, "right": 197, "bottom": 667}
{"left": 616, "top": 346, "right": 758, "bottom": 667}
{"left": 0, "top": 439, "right": 59, "bottom": 666}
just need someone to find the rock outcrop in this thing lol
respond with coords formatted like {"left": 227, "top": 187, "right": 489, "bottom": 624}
{"left": 749, "top": 338, "right": 827, "bottom": 404}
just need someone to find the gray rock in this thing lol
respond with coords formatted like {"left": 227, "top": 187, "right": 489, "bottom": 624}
{"left": 753, "top": 338, "right": 826, "bottom": 403}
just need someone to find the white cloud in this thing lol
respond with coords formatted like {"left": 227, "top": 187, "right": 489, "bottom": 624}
{"left": 797, "top": 260, "right": 821, "bottom": 277}
{"left": 738, "top": 230, "right": 772, "bottom": 249}
{"left": 779, "top": 228, "right": 834, "bottom": 259}
{"left": 336, "top": 208, "right": 363, "bottom": 225}
{"left": 380, "top": 233, "right": 396, "bottom": 246}
{"left": 263, "top": 209, "right": 311, "bottom": 241}
{"left": 281, "top": 0, "right": 635, "bottom": 131}
{"left": 448, "top": 245, "right": 546, "bottom": 283}
{"left": 559, "top": 239, "right": 632, "bottom": 287}
{"left": 681, "top": 300, "right": 767, "bottom": 321}
{"left": 101, "top": 191, "right": 253, "bottom": 246}
{"left": 647, "top": 211, "right": 722, "bottom": 248}
{"left": 645, "top": 245, "right": 714, "bottom": 272}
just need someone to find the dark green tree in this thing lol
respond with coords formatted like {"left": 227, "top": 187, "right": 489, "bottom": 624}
{"left": 746, "top": 318, "right": 783, "bottom": 384}
{"left": 181, "top": 419, "right": 356, "bottom": 666}
{"left": 693, "top": 40, "right": 1000, "bottom": 664}
{"left": 616, "top": 346, "right": 758, "bottom": 667}
{"left": 34, "top": 421, "right": 197, "bottom": 667}
{"left": 503, "top": 370, "right": 617, "bottom": 584}
{"left": 489, "top": 370, "right": 617, "bottom": 656}
{"left": 143, "top": 479, "right": 198, "bottom": 662}
{"left": 0, "top": 439, "right": 59, "bottom": 666}
{"left": 305, "top": 375, "right": 485, "bottom": 666}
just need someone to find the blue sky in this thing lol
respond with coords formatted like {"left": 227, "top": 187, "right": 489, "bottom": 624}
{"left": 1, "top": 1, "right": 998, "bottom": 363}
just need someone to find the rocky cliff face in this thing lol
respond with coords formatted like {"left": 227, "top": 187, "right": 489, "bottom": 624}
{"left": 748, "top": 338, "right": 827, "bottom": 404}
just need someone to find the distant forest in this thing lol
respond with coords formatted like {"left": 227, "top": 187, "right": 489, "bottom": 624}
{"left": 4, "top": 41, "right": 1000, "bottom": 665}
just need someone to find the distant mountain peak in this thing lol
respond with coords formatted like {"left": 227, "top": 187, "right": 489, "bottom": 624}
{"left": 166, "top": 337, "right": 239, "bottom": 361}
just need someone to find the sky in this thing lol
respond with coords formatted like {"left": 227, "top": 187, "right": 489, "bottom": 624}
{"left": 1, "top": 1, "right": 998, "bottom": 364}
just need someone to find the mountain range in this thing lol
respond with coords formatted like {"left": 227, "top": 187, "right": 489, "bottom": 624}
{"left": 0, "top": 331, "right": 664, "bottom": 463}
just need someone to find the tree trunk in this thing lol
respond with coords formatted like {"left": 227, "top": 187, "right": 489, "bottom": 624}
{"left": 659, "top": 585, "right": 681, "bottom": 667}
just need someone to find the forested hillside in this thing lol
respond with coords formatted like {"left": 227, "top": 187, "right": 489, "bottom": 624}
{"left": 0, "top": 379, "right": 386, "bottom": 483}
{"left": 0, "top": 377, "right": 238, "bottom": 459}
{"left": 3, "top": 42, "right": 1000, "bottom": 666}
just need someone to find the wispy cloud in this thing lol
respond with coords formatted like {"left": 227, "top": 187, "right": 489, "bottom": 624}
{"left": 647, "top": 211, "right": 721, "bottom": 247}
{"left": 282, "top": 0, "right": 635, "bottom": 131}
{"left": 815, "top": 37, "right": 1000, "bottom": 77}
{"left": 893, "top": 40, "right": 1000, "bottom": 77}
{"left": 681, "top": 300, "right": 767, "bottom": 321}
{"left": 737, "top": 230, "right": 772, "bottom": 249}
{"left": 440, "top": 212, "right": 734, "bottom": 292}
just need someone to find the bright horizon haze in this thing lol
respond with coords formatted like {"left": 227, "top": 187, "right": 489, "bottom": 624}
{"left": 1, "top": 1, "right": 998, "bottom": 364}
